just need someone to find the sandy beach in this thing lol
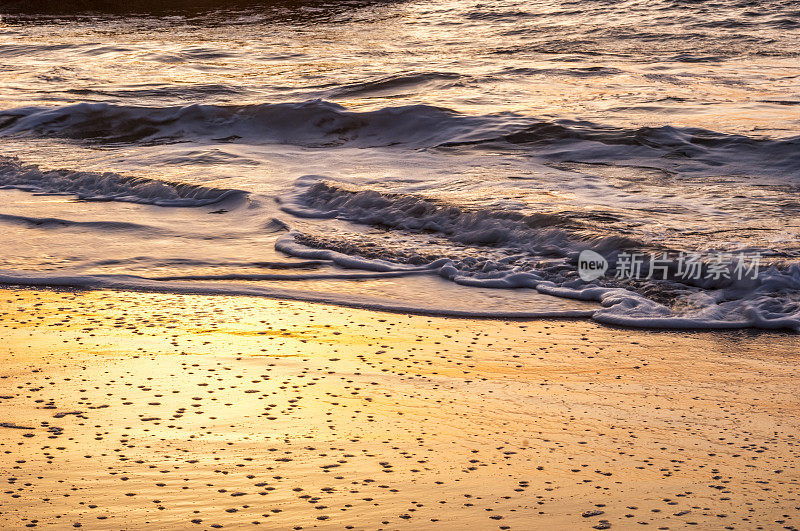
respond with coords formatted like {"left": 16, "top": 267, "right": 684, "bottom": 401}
{"left": 2, "top": 0, "right": 800, "bottom": 528}
{"left": 0, "top": 287, "right": 797, "bottom": 530}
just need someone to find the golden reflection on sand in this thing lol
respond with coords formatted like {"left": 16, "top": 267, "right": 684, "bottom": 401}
{"left": 0, "top": 288, "right": 798, "bottom": 529}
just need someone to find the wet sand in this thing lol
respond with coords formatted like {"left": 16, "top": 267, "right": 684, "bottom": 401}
{"left": 0, "top": 287, "right": 798, "bottom": 530}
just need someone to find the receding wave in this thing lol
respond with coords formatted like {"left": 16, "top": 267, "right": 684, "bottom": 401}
{"left": 274, "top": 177, "right": 800, "bottom": 332}
{"left": 0, "top": 155, "right": 247, "bottom": 206}
{"left": 0, "top": 270, "right": 593, "bottom": 320}
{"left": 272, "top": 234, "right": 800, "bottom": 332}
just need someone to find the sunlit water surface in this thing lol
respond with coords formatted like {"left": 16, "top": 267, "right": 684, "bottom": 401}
{"left": 0, "top": 0, "right": 799, "bottom": 329}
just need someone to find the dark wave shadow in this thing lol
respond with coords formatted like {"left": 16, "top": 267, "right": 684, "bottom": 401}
{"left": 0, "top": 0, "right": 399, "bottom": 20}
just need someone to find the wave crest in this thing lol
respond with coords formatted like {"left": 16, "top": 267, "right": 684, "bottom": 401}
{"left": 0, "top": 100, "right": 499, "bottom": 148}
{"left": 2, "top": 101, "right": 797, "bottom": 177}
{"left": 0, "top": 156, "right": 246, "bottom": 206}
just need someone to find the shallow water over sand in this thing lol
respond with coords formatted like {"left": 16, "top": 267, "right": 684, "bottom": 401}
{"left": 0, "top": 0, "right": 799, "bottom": 329}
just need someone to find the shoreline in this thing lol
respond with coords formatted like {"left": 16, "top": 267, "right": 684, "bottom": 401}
{"left": 0, "top": 287, "right": 798, "bottom": 529}
{"left": 1, "top": 280, "right": 798, "bottom": 334}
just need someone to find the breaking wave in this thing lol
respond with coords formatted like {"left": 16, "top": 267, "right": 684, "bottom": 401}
{"left": 0, "top": 100, "right": 507, "bottom": 148}
{"left": 0, "top": 155, "right": 246, "bottom": 206}
{"left": 279, "top": 178, "right": 640, "bottom": 253}
{"left": 273, "top": 177, "right": 800, "bottom": 332}
{"left": 1, "top": 101, "right": 798, "bottom": 178}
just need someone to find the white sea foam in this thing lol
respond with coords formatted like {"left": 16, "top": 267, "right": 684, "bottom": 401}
{"left": 1, "top": 262, "right": 796, "bottom": 331}
{"left": 279, "top": 178, "right": 639, "bottom": 253}
{"left": 1, "top": 155, "right": 796, "bottom": 331}
{"left": 270, "top": 177, "right": 800, "bottom": 332}
{"left": 278, "top": 237, "right": 800, "bottom": 331}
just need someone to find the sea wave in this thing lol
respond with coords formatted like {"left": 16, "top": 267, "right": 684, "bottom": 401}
{"left": 0, "top": 155, "right": 247, "bottom": 206}
{"left": 322, "top": 72, "right": 462, "bottom": 98}
{"left": 443, "top": 121, "right": 800, "bottom": 176}
{"left": 0, "top": 100, "right": 507, "bottom": 147}
{"left": 0, "top": 212, "right": 171, "bottom": 233}
{"left": 0, "top": 262, "right": 796, "bottom": 331}
{"left": 279, "top": 178, "right": 640, "bottom": 252}
{"left": 272, "top": 233, "right": 800, "bottom": 332}
{"left": 273, "top": 177, "right": 800, "bottom": 332}
{"left": 1, "top": 101, "right": 798, "bottom": 177}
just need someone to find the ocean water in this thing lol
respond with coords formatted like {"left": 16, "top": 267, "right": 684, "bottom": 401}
{"left": 1, "top": 0, "right": 799, "bottom": 330}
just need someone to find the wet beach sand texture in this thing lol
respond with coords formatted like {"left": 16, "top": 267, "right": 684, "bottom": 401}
{"left": 0, "top": 288, "right": 798, "bottom": 529}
